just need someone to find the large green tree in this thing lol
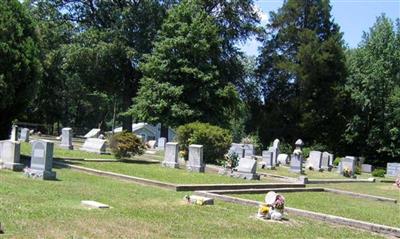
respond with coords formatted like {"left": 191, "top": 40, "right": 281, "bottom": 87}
{"left": 256, "top": 0, "right": 347, "bottom": 150}
{"left": 345, "top": 15, "right": 400, "bottom": 164}
{"left": 0, "top": 0, "right": 40, "bottom": 139}
{"left": 131, "top": 0, "right": 259, "bottom": 134}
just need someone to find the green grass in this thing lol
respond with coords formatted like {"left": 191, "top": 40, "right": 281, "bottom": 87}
{"left": 309, "top": 183, "right": 400, "bottom": 201}
{"left": 61, "top": 159, "right": 279, "bottom": 184}
{"left": 235, "top": 192, "right": 400, "bottom": 228}
{"left": 260, "top": 165, "right": 374, "bottom": 179}
{"left": 0, "top": 169, "right": 385, "bottom": 238}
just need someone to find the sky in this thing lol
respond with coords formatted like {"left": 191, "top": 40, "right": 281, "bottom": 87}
{"left": 240, "top": 0, "right": 400, "bottom": 56}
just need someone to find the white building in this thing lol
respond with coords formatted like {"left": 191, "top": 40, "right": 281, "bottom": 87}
{"left": 113, "top": 123, "right": 175, "bottom": 142}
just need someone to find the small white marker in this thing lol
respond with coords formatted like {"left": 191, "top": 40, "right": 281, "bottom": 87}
{"left": 81, "top": 200, "right": 110, "bottom": 209}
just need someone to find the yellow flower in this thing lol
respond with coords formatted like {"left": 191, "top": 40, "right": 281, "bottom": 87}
{"left": 259, "top": 204, "right": 269, "bottom": 214}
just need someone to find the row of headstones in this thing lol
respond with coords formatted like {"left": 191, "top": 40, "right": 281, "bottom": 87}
{"left": 0, "top": 139, "right": 56, "bottom": 180}
{"left": 162, "top": 143, "right": 204, "bottom": 172}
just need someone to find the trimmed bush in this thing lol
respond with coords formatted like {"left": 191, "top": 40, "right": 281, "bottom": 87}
{"left": 372, "top": 169, "right": 385, "bottom": 177}
{"left": 176, "top": 122, "right": 232, "bottom": 165}
{"left": 109, "top": 131, "right": 145, "bottom": 159}
{"left": 333, "top": 157, "right": 342, "bottom": 166}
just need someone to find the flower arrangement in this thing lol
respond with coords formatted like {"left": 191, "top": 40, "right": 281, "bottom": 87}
{"left": 343, "top": 167, "right": 352, "bottom": 177}
{"left": 222, "top": 152, "right": 239, "bottom": 169}
{"left": 23, "top": 167, "right": 42, "bottom": 179}
{"left": 273, "top": 195, "right": 285, "bottom": 210}
{"left": 257, "top": 204, "right": 270, "bottom": 219}
{"left": 395, "top": 178, "right": 400, "bottom": 188}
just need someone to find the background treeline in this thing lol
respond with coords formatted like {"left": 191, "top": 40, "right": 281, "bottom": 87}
{"left": 0, "top": 0, "right": 399, "bottom": 165}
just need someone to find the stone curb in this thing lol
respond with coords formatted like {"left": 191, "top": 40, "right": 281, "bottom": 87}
{"left": 307, "top": 179, "right": 375, "bottom": 184}
{"left": 194, "top": 191, "right": 400, "bottom": 238}
{"left": 200, "top": 187, "right": 324, "bottom": 194}
{"left": 323, "top": 188, "right": 397, "bottom": 203}
{"left": 175, "top": 183, "right": 305, "bottom": 192}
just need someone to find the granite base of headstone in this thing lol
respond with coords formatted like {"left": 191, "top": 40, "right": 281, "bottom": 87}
{"left": 0, "top": 140, "right": 23, "bottom": 171}
{"left": 80, "top": 138, "right": 106, "bottom": 154}
{"left": 186, "top": 144, "right": 205, "bottom": 173}
{"left": 162, "top": 142, "right": 179, "bottom": 168}
{"left": 28, "top": 140, "right": 56, "bottom": 180}
{"left": 232, "top": 157, "right": 260, "bottom": 180}
{"left": 361, "top": 164, "right": 373, "bottom": 173}
{"left": 60, "top": 127, "right": 74, "bottom": 150}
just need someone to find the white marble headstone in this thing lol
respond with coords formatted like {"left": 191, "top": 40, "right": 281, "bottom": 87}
{"left": 84, "top": 128, "right": 101, "bottom": 138}
{"left": 187, "top": 144, "right": 204, "bottom": 173}
{"left": 80, "top": 138, "right": 106, "bottom": 154}
{"left": 162, "top": 142, "right": 179, "bottom": 168}
{"left": 308, "top": 151, "right": 322, "bottom": 170}
{"left": 60, "top": 127, "right": 73, "bottom": 150}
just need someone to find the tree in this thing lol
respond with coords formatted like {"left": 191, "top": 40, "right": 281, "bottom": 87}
{"left": 255, "top": 0, "right": 347, "bottom": 150}
{"left": 345, "top": 15, "right": 400, "bottom": 164}
{"left": 131, "top": 0, "right": 243, "bottom": 130}
{"left": 0, "top": 0, "right": 40, "bottom": 139}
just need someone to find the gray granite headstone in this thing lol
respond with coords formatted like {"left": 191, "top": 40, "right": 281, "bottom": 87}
{"left": 157, "top": 137, "right": 167, "bottom": 150}
{"left": 261, "top": 150, "right": 275, "bottom": 169}
{"left": 10, "top": 125, "right": 18, "bottom": 141}
{"left": 268, "top": 146, "right": 279, "bottom": 166}
{"left": 322, "top": 152, "right": 334, "bottom": 169}
{"left": 80, "top": 138, "right": 106, "bottom": 154}
{"left": 0, "top": 140, "right": 23, "bottom": 171}
{"left": 386, "top": 163, "right": 400, "bottom": 177}
{"left": 30, "top": 140, "right": 56, "bottom": 180}
{"left": 187, "top": 144, "right": 204, "bottom": 173}
{"left": 162, "top": 142, "right": 179, "bottom": 168}
{"left": 290, "top": 154, "right": 303, "bottom": 173}
{"left": 229, "top": 143, "right": 245, "bottom": 158}
{"left": 233, "top": 157, "right": 260, "bottom": 180}
{"left": 243, "top": 144, "right": 254, "bottom": 158}
{"left": 19, "top": 128, "right": 29, "bottom": 142}
{"left": 308, "top": 151, "right": 323, "bottom": 171}
{"left": 60, "top": 127, "right": 73, "bottom": 150}
{"left": 361, "top": 164, "right": 373, "bottom": 173}
{"left": 340, "top": 156, "right": 356, "bottom": 177}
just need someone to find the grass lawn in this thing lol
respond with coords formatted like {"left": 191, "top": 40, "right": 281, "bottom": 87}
{"left": 260, "top": 165, "right": 374, "bottom": 179}
{"left": 309, "top": 182, "right": 400, "bottom": 201}
{"left": 234, "top": 192, "right": 400, "bottom": 228}
{"left": 60, "top": 159, "right": 280, "bottom": 184}
{"left": 0, "top": 169, "right": 384, "bottom": 238}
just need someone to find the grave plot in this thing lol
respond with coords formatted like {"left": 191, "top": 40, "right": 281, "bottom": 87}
{"left": 232, "top": 191, "right": 400, "bottom": 228}
{"left": 259, "top": 165, "right": 374, "bottom": 180}
{"left": 0, "top": 169, "right": 384, "bottom": 238}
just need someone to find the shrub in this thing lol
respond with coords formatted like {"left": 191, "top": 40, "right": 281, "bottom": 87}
{"left": 333, "top": 157, "right": 342, "bottom": 166}
{"left": 372, "top": 169, "right": 385, "bottom": 177}
{"left": 176, "top": 122, "right": 232, "bottom": 165}
{"left": 279, "top": 142, "right": 293, "bottom": 155}
{"left": 355, "top": 165, "right": 362, "bottom": 175}
{"left": 109, "top": 131, "right": 145, "bottom": 159}
{"left": 241, "top": 134, "right": 263, "bottom": 154}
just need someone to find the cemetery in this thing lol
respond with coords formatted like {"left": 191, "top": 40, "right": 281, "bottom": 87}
{"left": 1, "top": 0, "right": 400, "bottom": 238}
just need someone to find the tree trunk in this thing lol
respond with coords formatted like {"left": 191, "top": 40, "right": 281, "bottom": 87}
{"left": 160, "top": 124, "right": 169, "bottom": 141}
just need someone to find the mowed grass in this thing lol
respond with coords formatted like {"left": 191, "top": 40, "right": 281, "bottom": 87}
{"left": 0, "top": 169, "right": 385, "bottom": 238}
{"left": 309, "top": 182, "right": 400, "bottom": 201}
{"left": 61, "top": 159, "right": 279, "bottom": 184}
{"left": 260, "top": 166, "right": 373, "bottom": 179}
{"left": 235, "top": 192, "right": 400, "bottom": 228}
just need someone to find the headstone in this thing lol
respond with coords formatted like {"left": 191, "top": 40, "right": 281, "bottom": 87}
{"left": 157, "top": 137, "right": 167, "bottom": 150}
{"left": 60, "top": 127, "right": 73, "bottom": 150}
{"left": 233, "top": 157, "right": 260, "bottom": 180}
{"left": 386, "top": 163, "right": 400, "bottom": 177}
{"left": 308, "top": 151, "right": 323, "bottom": 171}
{"left": 147, "top": 140, "right": 157, "bottom": 149}
{"left": 229, "top": 143, "right": 245, "bottom": 158}
{"left": 361, "top": 164, "right": 373, "bottom": 173}
{"left": 273, "top": 139, "right": 280, "bottom": 148}
{"left": 162, "top": 142, "right": 179, "bottom": 168}
{"left": 10, "top": 125, "right": 18, "bottom": 141}
{"left": 187, "top": 144, "right": 204, "bottom": 173}
{"left": 261, "top": 150, "right": 275, "bottom": 169}
{"left": 19, "top": 128, "right": 29, "bottom": 142}
{"left": 290, "top": 139, "right": 304, "bottom": 174}
{"left": 340, "top": 156, "right": 356, "bottom": 177}
{"left": 0, "top": 140, "right": 23, "bottom": 171}
{"left": 80, "top": 138, "right": 106, "bottom": 154}
{"left": 30, "top": 140, "right": 56, "bottom": 180}
{"left": 243, "top": 144, "right": 254, "bottom": 158}
{"left": 84, "top": 128, "right": 101, "bottom": 138}
{"left": 277, "top": 154, "right": 289, "bottom": 165}
{"left": 337, "top": 161, "right": 343, "bottom": 173}
{"left": 268, "top": 146, "right": 279, "bottom": 166}
{"left": 322, "top": 152, "right": 334, "bottom": 169}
